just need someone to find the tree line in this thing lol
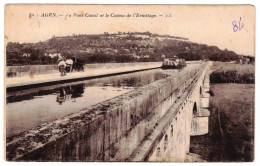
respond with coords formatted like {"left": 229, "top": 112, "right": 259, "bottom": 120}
{"left": 6, "top": 32, "right": 252, "bottom": 66}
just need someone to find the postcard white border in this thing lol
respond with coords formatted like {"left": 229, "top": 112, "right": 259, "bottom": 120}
{"left": 0, "top": 1, "right": 259, "bottom": 166}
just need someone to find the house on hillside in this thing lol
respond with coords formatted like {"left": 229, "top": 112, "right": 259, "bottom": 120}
{"left": 46, "top": 53, "right": 61, "bottom": 59}
{"left": 105, "top": 48, "right": 116, "bottom": 54}
{"left": 238, "top": 56, "right": 255, "bottom": 65}
{"left": 22, "top": 53, "right": 31, "bottom": 57}
{"left": 132, "top": 53, "right": 140, "bottom": 59}
{"left": 84, "top": 48, "right": 95, "bottom": 53}
{"left": 239, "top": 57, "right": 250, "bottom": 64}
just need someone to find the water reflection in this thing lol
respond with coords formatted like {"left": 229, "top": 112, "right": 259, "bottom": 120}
{"left": 6, "top": 64, "right": 201, "bottom": 138}
{"left": 56, "top": 84, "right": 84, "bottom": 105}
{"left": 7, "top": 70, "right": 171, "bottom": 104}
{"left": 6, "top": 69, "right": 174, "bottom": 137}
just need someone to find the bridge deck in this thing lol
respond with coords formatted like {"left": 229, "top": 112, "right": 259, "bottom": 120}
{"left": 6, "top": 63, "right": 162, "bottom": 89}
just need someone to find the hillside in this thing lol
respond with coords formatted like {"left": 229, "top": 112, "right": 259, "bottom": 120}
{"left": 6, "top": 32, "right": 251, "bottom": 66}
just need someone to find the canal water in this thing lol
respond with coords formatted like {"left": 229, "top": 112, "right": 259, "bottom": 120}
{"left": 6, "top": 63, "right": 200, "bottom": 138}
{"left": 6, "top": 69, "right": 176, "bottom": 137}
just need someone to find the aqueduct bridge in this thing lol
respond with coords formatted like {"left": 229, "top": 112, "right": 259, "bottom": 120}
{"left": 6, "top": 61, "right": 212, "bottom": 161}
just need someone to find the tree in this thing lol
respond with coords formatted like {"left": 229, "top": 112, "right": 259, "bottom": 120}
{"left": 30, "top": 49, "right": 44, "bottom": 61}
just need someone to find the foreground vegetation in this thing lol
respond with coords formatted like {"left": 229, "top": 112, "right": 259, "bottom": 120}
{"left": 190, "top": 84, "right": 254, "bottom": 161}
{"left": 210, "top": 62, "right": 255, "bottom": 84}
{"left": 190, "top": 62, "right": 254, "bottom": 162}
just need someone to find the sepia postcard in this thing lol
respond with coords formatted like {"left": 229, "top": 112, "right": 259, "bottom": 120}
{"left": 4, "top": 4, "right": 255, "bottom": 162}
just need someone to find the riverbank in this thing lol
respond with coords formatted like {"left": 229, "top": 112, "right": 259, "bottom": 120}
{"left": 190, "top": 83, "right": 254, "bottom": 162}
{"left": 210, "top": 62, "right": 254, "bottom": 84}
{"left": 189, "top": 62, "right": 254, "bottom": 162}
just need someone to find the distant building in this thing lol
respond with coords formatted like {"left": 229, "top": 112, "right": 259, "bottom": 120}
{"left": 245, "top": 58, "right": 251, "bottom": 64}
{"left": 239, "top": 56, "right": 252, "bottom": 64}
{"left": 22, "top": 53, "right": 30, "bottom": 57}
{"left": 134, "top": 34, "right": 150, "bottom": 39}
{"left": 46, "top": 53, "right": 61, "bottom": 59}
{"left": 132, "top": 53, "right": 140, "bottom": 59}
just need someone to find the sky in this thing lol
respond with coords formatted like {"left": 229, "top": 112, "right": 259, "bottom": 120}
{"left": 4, "top": 5, "right": 255, "bottom": 56}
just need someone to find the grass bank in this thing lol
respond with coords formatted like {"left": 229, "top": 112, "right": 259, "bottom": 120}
{"left": 190, "top": 62, "right": 254, "bottom": 162}
{"left": 210, "top": 62, "right": 254, "bottom": 83}
{"left": 190, "top": 83, "right": 254, "bottom": 162}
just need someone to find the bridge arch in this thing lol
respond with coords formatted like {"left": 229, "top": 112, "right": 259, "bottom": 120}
{"left": 156, "top": 147, "right": 161, "bottom": 157}
{"left": 164, "top": 134, "right": 168, "bottom": 151}
{"left": 171, "top": 125, "right": 173, "bottom": 137}
{"left": 193, "top": 102, "right": 197, "bottom": 116}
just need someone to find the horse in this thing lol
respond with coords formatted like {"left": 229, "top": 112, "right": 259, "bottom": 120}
{"left": 71, "top": 57, "right": 84, "bottom": 72}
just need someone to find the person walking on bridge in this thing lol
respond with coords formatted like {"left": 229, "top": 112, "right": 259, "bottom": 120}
{"left": 65, "top": 58, "right": 74, "bottom": 73}
{"left": 58, "top": 58, "right": 66, "bottom": 76}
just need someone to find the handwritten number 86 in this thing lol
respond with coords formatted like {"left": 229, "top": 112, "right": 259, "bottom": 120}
{"left": 232, "top": 17, "right": 243, "bottom": 32}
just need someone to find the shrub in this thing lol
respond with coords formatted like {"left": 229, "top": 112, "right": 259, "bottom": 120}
{"left": 210, "top": 70, "right": 254, "bottom": 84}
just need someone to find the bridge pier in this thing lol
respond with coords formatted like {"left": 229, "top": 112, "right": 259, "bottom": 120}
{"left": 190, "top": 63, "right": 211, "bottom": 137}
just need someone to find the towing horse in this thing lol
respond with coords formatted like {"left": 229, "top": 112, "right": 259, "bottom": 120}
{"left": 71, "top": 57, "right": 84, "bottom": 72}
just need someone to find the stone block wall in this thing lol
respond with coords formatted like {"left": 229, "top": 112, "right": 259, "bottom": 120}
{"left": 6, "top": 63, "right": 207, "bottom": 161}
